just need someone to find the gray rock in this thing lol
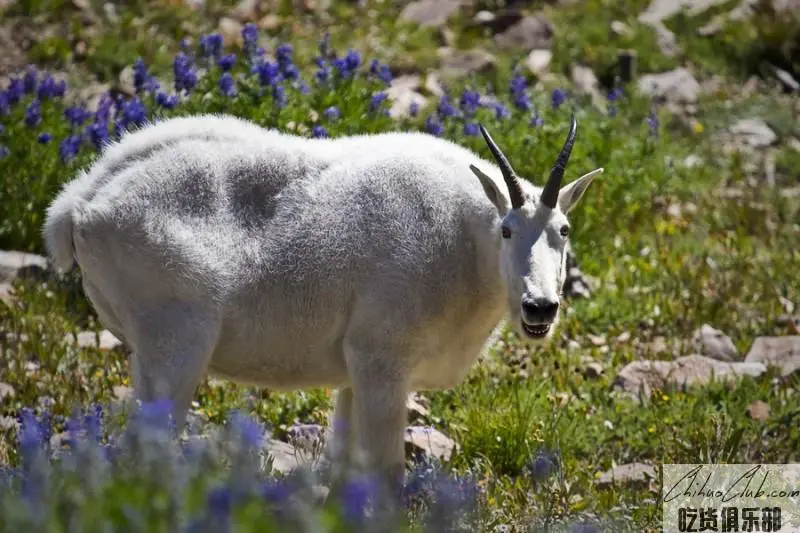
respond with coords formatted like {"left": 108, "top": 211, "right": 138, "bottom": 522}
{"left": 0, "top": 382, "right": 15, "bottom": 400}
{"left": 439, "top": 48, "right": 497, "bottom": 78}
{"left": 744, "top": 336, "right": 800, "bottom": 377}
{"left": 406, "top": 392, "right": 430, "bottom": 423}
{"left": 0, "top": 415, "right": 18, "bottom": 431}
{"left": 0, "top": 250, "right": 49, "bottom": 284}
{"left": 230, "top": 0, "right": 260, "bottom": 22}
{"left": 65, "top": 330, "right": 124, "bottom": 352}
{"left": 386, "top": 75, "right": 428, "bottom": 119}
{"left": 404, "top": 426, "right": 456, "bottom": 462}
{"left": 729, "top": 118, "right": 778, "bottom": 148}
{"left": 0, "top": 283, "right": 14, "bottom": 306}
{"left": 525, "top": 49, "right": 552, "bottom": 76}
{"left": 262, "top": 437, "right": 326, "bottom": 475}
{"left": 614, "top": 354, "right": 766, "bottom": 398}
{"left": 494, "top": 15, "right": 554, "bottom": 51}
{"left": 691, "top": 324, "right": 738, "bottom": 362}
{"left": 637, "top": 67, "right": 700, "bottom": 104}
{"left": 473, "top": 8, "right": 525, "bottom": 33}
{"left": 745, "top": 400, "right": 770, "bottom": 421}
{"left": 400, "top": 0, "right": 462, "bottom": 27}
{"left": 595, "top": 462, "right": 656, "bottom": 490}
{"left": 218, "top": 17, "right": 244, "bottom": 46}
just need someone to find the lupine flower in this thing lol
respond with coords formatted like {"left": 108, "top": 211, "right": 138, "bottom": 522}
{"left": 323, "top": 106, "right": 340, "bottom": 121}
{"left": 463, "top": 122, "right": 479, "bottom": 136}
{"left": 155, "top": 92, "right": 178, "bottom": 110}
{"left": 369, "top": 91, "right": 388, "bottom": 112}
{"left": 276, "top": 44, "right": 293, "bottom": 66}
{"left": 272, "top": 85, "right": 286, "bottom": 108}
{"left": 228, "top": 411, "right": 262, "bottom": 448}
{"left": 37, "top": 132, "right": 52, "bottom": 144}
{"left": 121, "top": 98, "right": 147, "bottom": 128}
{"left": 409, "top": 101, "right": 420, "bottom": 117}
{"left": 218, "top": 73, "right": 237, "bottom": 97}
{"left": 493, "top": 102, "right": 510, "bottom": 120}
{"left": 551, "top": 88, "right": 568, "bottom": 109}
{"left": 437, "top": 95, "right": 456, "bottom": 118}
{"left": 133, "top": 58, "right": 148, "bottom": 93}
{"left": 23, "top": 66, "right": 37, "bottom": 94}
{"left": 255, "top": 61, "right": 281, "bottom": 87}
{"left": 333, "top": 49, "right": 361, "bottom": 77}
{"left": 459, "top": 90, "right": 480, "bottom": 117}
{"left": 530, "top": 112, "right": 544, "bottom": 127}
{"left": 242, "top": 23, "right": 258, "bottom": 54}
{"left": 6, "top": 77, "right": 24, "bottom": 104}
{"left": 647, "top": 111, "right": 659, "bottom": 136}
{"left": 369, "top": 59, "right": 392, "bottom": 85}
{"left": 297, "top": 81, "right": 310, "bottom": 94}
{"left": 207, "top": 485, "right": 232, "bottom": 521}
{"left": 527, "top": 449, "right": 560, "bottom": 483}
{"left": 315, "top": 62, "right": 331, "bottom": 84}
{"left": 25, "top": 100, "right": 41, "bottom": 127}
{"left": 86, "top": 121, "right": 110, "bottom": 149}
{"left": 311, "top": 125, "right": 328, "bottom": 138}
{"left": 608, "top": 87, "right": 624, "bottom": 101}
{"left": 95, "top": 94, "right": 114, "bottom": 122}
{"left": 0, "top": 92, "right": 8, "bottom": 115}
{"left": 64, "top": 106, "right": 89, "bottom": 127}
{"left": 217, "top": 54, "right": 236, "bottom": 71}
{"left": 0, "top": 145, "right": 8, "bottom": 158}
{"left": 425, "top": 115, "right": 443, "bottom": 136}
{"left": 200, "top": 33, "right": 224, "bottom": 59}
{"left": 59, "top": 135, "right": 82, "bottom": 163}
{"left": 173, "top": 53, "right": 197, "bottom": 93}
{"left": 318, "top": 32, "right": 331, "bottom": 58}
{"left": 340, "top": 476, "right": 377, "bottom": 524}
{"left": 36, "top": 74, "right": 63, "bottom": 101}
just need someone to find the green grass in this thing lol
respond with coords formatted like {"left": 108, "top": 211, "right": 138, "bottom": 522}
{"left": 1, "top": 0, "right": 799, "bottom": 530}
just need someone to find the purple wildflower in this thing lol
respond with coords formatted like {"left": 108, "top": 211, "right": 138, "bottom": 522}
{"left": 551, "top": 88, "right": 568, "bottom": 109}
{"left": 255, "top": 61, "right": 281, "bottom": 87}
{"left": 0, "top": 91, "right": 7, "bottom": 115}
{"left": 493, "top": 102, "right": 510, "bottom": 120}
{"left": 242, "top": 23, "right": 258, "bottom": 53}
{"left": 425, "top": 115, "right": 443, "bottom": 136}
{"left": 409, "top": 101, "right": 420, "bottom": 117}
{"left": 218, "top": 73, "right": 237, "bottom": 97}
{"left": 6, "top": 78, "right": 24, "bottom": 105}
{"left": 207, "top": 485, "right": 232, "bottom": 523}
{"left": 459, "top": 90, "right": 481, "bottom": 117}
{"left": 530, "top": 112, "right": 544, "bottom": 127}
{"left": 276, "top": 43, "right": 293, "bottom": 67}
{"left": 121, "top": 98, "right": 147, "bottom": 127}
{"left": 36, "top": 74, "right": 60, "bottom": 101}
{"left": 272, "top": 85, "right": 286, "bottom": 108}
{"left": 23, "top": 66, "right": 37, "bottom": 94}
{"left": 173, "top": 53, "right": 197, "bottom": 93}
{"left": 25, "top": 100, "right": 41, "bottom": 127}
{"left": 228, "top": 411, "right": 262, "bottom": 448}
{"left": 37, "top": 132, "right": 52, "bottom": 144}
{"left": 369, "top": 91, "right": 388, "bottom": 112}
{"left": 311, "top": 125, "right": 328, "bottom": 138}
{"left": 315, "top": 62, "right": 331, "bottom": 84}
{"left": 318, "top": 32, "right": 331, "bottom": 58}
{"left": 155, "top": 92, "right": 178, "bottom": 110}
{"left": 86, "top": 121, "right": 110, "bottom": 149}
{"left": 217, "top": 54, "right": 236, "bottom": 71}
{"left": 64, "top": 106, "right": 89, "bottom": 127}
{"left": 647, "top": 111, "right": 659, "bottom": 136}
{"left": 0, "top": 145, "right": 8, "bottom": 158}
{"left": 95, "top": 94, "right": 114, "bottom": 122}
{"left": 323, "top": 106, "right": 340, "bottom": 121}
{"left": 340, "top": 476, "right": 376, "bottom": 524}
{"left": 133, "top": 58, "right": 148, "bottom": 93}
{"left": 59, "top": 135, "right": 82, "bottom": 163}
{"left": 608, "top": 87, "right": 624, "bottom": 101}
{"left": 463, "top": 122, "right": 479, "bottom": 136}
{"left": 200, "top": 33, "right": 224, "bottom": 59}
{"left": 437, "top": 95, "right": 456, "bottom": 118}
{"left": 369, "top": 59, "right": 392, "bottom": 85}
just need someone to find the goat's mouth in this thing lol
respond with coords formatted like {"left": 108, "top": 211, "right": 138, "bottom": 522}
{"left": 521, "top": 320, "right": 551, "bottom": 339}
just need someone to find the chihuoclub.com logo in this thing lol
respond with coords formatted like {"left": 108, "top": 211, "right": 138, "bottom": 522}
{"left": 663, "top": 464, "right": 800, "bottom": 532}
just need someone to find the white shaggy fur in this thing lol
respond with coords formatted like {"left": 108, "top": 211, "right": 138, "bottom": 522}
{"left": 43, "top": 114, "right": 601, "bottom": 491}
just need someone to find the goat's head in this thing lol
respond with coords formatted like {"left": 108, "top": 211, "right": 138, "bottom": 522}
{"left": 469, "top": 115, "right": 603, "bottom": 343}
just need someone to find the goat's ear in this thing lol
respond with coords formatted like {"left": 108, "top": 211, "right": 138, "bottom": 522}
{"left": 470, "top": 164, "right": 509, "bottom": 215}
{"left": 558, "top": 168, "right": 603, "bottom": 213}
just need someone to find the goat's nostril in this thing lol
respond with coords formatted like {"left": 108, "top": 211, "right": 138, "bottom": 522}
{"left": 521, "top": 298, "right": 559, "bottom": 322}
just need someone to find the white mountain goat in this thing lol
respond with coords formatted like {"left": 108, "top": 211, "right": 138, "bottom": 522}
{"left": 43, "top": 113, "right": 602, "bottom": 492}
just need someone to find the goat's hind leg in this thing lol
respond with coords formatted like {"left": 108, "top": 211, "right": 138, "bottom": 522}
{"left": 125, "top": 300, "right": 220, "bottom": 431}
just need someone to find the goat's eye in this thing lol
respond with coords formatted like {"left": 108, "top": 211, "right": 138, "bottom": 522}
{"left": 501, "top": 226, "right": 512, "bottom": 239}
{"left": 560, "top": 225, "right": 570, "bottom": 237}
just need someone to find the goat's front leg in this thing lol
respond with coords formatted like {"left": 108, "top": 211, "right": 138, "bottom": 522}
{"left": 345, "top": 341, "right": 408, "bottom": 500}
{"left": 327, "top": 387, "right": 354, "bottom": 481}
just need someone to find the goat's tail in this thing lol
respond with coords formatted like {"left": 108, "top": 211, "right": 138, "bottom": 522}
{"left": 42, "top": 177, "right": 90, "bottom": 273}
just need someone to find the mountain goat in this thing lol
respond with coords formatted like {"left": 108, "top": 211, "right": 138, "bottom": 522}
{"left": 43, "top": 113, "right": 602, "bottom": 492}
